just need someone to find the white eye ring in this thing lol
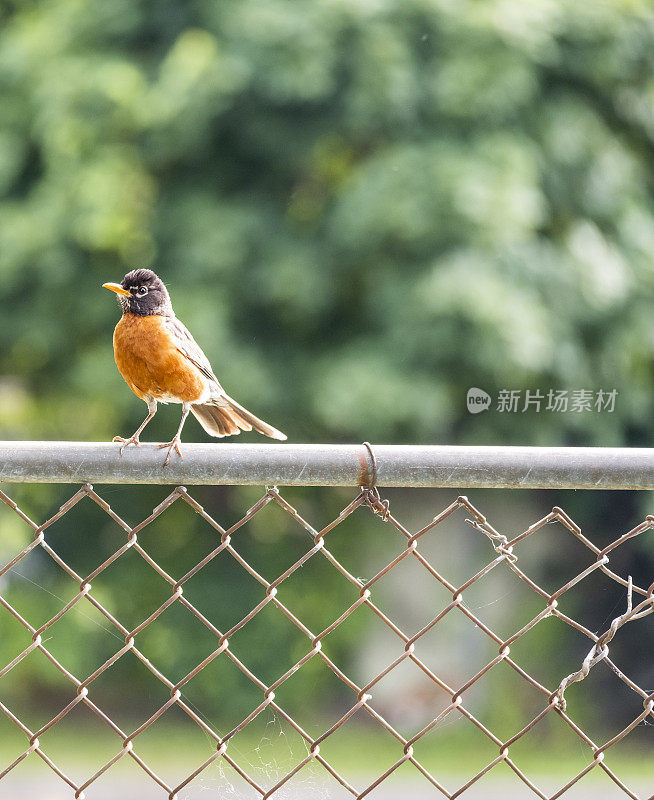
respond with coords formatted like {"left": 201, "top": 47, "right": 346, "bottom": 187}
{"left": 137, "top": 286, "right": 148, "bottom": 296}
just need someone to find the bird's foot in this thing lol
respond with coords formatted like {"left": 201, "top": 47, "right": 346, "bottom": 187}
{"left": 157, "top": 436, "right": 183, "bottom": 467}
{"left": 112, "top": 434, "right": 141, "bottom": 456}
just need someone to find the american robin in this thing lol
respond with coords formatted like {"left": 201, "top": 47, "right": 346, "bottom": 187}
{"left": 103, "top": 268, "right": 286, "bottom": 466}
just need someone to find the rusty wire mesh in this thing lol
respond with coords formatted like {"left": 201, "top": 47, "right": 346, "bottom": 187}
{"left": 0, "top": 478, "right": 653, "bottom": 800}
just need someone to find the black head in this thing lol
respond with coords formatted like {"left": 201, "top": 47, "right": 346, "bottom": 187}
{"left": 103, "top": 269, "right": 172, "bottom": 316}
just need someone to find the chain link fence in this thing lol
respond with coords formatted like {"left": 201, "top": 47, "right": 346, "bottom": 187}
{"left": 0, "top": 444, "right": 653, "bottom": 799}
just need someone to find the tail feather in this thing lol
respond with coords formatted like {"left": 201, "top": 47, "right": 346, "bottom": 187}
{"left": 191, "top": 394, "right": 287, "bottom": 441}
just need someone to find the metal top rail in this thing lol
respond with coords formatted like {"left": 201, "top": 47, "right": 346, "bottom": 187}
{"left": 1, "top": 441, "right": 654, "bottom": 488}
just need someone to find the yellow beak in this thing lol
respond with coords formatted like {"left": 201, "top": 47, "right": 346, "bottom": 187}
{"left": 103, "top": 282, "right": 132, "bottom": 297}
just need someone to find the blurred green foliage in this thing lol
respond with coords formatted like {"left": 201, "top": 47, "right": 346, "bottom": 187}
{"left": 1, "top": 0, "right": 654, "bottom": 444}
{"left": 1, "top": 0, "right": 654, "bottom": 740}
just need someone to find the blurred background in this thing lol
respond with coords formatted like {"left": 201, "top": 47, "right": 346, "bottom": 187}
{"left": 0, "top": 0, "right": 653, "bottom": 796}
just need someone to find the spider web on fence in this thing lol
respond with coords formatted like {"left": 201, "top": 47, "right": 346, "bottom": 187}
{"left": 0, "top": 482, "right": 653, "bottom": 800}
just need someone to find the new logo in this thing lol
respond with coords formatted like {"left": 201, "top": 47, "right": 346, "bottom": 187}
{"left": 467, "top": 387, "right": 491, "bottom": 414}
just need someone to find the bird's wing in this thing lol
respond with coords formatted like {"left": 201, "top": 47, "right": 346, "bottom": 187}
{"left": 164, "top": 315, "right": 223, "bottom": 391}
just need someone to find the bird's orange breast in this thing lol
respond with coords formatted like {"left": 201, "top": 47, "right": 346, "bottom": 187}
{"left": 113, "top": 313, "right": 207, "bottom": 403}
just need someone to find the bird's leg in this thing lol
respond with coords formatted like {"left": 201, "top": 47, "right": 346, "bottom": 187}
{"left": 158, "top": 402, "right": 191, "bottom": 467}
{"left": 113, "top": 399, "right": 157, "bottom": 455}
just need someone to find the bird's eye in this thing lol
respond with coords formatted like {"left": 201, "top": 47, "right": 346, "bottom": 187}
{"left": 137, "top": 286, "right": 148, "bottom": 296}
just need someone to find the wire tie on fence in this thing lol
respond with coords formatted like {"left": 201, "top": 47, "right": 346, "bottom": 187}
{"left": 465, "top": 517, "right": 517, "bottom": 563}
{"left": 554, "top": 575, "right": 638, "bottom": 709}
{"left": 360, "top": 442, "right": 390, "bottom": 521}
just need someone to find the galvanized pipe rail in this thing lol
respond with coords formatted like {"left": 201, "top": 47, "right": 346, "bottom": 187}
{"left": 1, "top": 441, "right": 653, "bottom": 488}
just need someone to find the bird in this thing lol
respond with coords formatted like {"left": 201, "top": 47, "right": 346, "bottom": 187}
{"left": 103, "top": 268, "right": 286, "bottom": 466}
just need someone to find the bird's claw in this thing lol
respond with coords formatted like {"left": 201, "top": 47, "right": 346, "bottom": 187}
{"left": 112, "top": 435, "right": 140, "bottom": 456}
{"left": 157, "top": 437, "right": 183, "bottom": 467}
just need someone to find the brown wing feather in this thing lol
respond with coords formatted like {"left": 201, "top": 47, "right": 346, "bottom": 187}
{"left": 164, "top": 315, "right": 222, "bottom": 388}
{"left": 164, "top": 314, "right": 286, "bottom": 441}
